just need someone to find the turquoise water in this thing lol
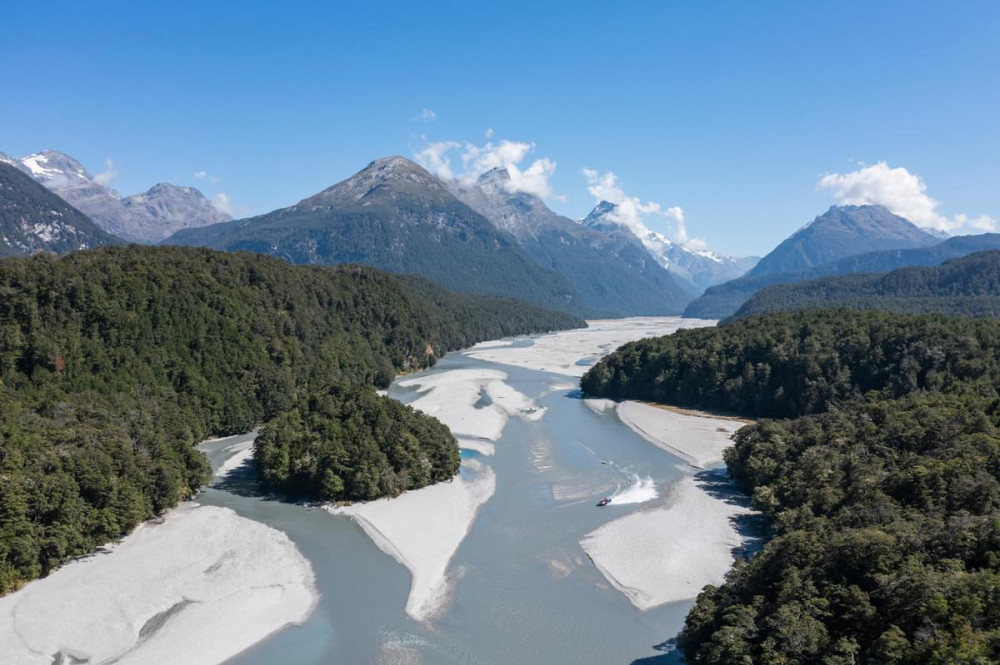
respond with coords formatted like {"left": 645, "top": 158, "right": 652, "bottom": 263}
{"left": 198, "top": 339, "right": 735, "bottom": 665}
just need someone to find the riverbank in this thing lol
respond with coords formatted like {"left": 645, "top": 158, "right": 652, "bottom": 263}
{"left": 329, "top": 458, "right": 496, "bottom": 622}
{"left": 614, "top": 400, "right": 749, "bottom": 469}
{"left": 580, "top": 374, "right": 756, "bottom": 610}
{"left": 581, "top": 473, "right": 753, "bottom": 609}
{"left": 0, "top": 503, "right": 316, "bottom": 665}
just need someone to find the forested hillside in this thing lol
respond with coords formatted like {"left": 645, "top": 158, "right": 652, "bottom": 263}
{"left": 0, "top": 245, "right": 582, "bottom": 594}
{"left": 733, "top": 250, "right": 1000, "bottom": 319}
{"left": 582, "top": 310, "right": 1000, "bottom": 663}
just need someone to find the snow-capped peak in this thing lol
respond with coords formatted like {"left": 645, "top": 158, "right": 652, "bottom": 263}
{"left": 580, "top": 200, "right": 758, "bottom": 289}
{"left": 19, "top": 150, "right": 90, "bottom": 185}
{"left": 4, "top": 148, "right": 232, "bottom": 242}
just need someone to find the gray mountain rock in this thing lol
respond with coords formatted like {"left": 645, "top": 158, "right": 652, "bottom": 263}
{"left": 6, "top": 150, "right": 230, "bottom": 243}
{"left": 451, "top": 169, "right": 694, "bottom": 316}
{"left": 0, "top": 161, "right": 121, "bottom": 257}
{"left": 580, "top": 201, "right": 759, "bottom": 291}
{"left": 165, "top": 157, "right": 583, "bottom": 314}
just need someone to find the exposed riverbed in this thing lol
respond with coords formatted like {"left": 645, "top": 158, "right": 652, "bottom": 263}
{"left": 0, "top": 318, "right": 762, "bottom": 665}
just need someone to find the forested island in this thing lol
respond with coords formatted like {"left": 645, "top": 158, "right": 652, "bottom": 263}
{"left": 583, "top": 309, "right": 1000, "bottom": 663}
{"left": 0, "top": 245, "right": 583, "bottom": 594}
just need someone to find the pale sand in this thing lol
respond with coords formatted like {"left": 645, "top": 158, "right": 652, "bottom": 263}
{"left": 465, "top": 317, "right": 716, "bottom": 377}
{"left": 398, "top": 368, "right": 543, "bottom": 448}
{"left": 215, "top": 438, "right": 255, "bottom": 477}
{"left": 581, "top": 474, "right": 753, "bottom": 610}
{"left": 615, "top": 401, "right": 747, "bottom": 469}
{"left": 0, "top": 504, "right": 316, "bottom": 665}
{"left": 329, "top": 459, "right": 496, "bottom": 622}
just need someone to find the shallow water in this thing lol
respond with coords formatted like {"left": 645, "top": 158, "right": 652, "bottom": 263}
{"left": 199, "top": 320, "right": 732, "bottom": 665}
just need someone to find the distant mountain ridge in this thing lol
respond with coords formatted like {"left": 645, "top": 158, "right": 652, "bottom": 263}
{"left": 579, "top": 200, "right": 759, "bottom": 291}
{"left": 0, "top": 161, "right": 121, "bottom": 257}
{"left": 0, "top": 150, "right": 230, "bottom": 242}
{"left": 450, "top": 168, "right": 694, "bottom": 316}
{"left": 745, "top": 204, "right": 939, "bottom": 278}
{"left": 733, "top": 250, "right": 1000, "bottom": 320}
{"left": 166, "top": 157, "right": 585, "bottom": 314}
{"left": 684, "top": 204, "right": 947, "bottom": 318}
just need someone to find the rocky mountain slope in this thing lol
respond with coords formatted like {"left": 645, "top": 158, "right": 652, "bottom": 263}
{"left": 450, "top": 168, "right": 694, "bottom": 316}
{"left": 580, "top": 201, "right": 758, "bottom": 291}
{"left": 166, "top": 157, "right": 583, "bottom": 314}
{"left": 0, "top": 161, "right": 121, "bottom": 257}
{"left": 684, "top": 205, "right": 947, "bottom": 318}
{"left": 744, "top": 204, "right": 939, "bottom": 279}
{"left": 0, "top": 150, "right": 230, "bottom": 242}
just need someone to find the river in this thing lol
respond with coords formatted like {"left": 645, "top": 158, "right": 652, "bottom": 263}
{"left": 190, "top": 317, "right": 756, "bottom": 665}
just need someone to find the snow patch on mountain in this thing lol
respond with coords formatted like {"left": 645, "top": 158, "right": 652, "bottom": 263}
{"left": 581, "top": 201, "right": 758, "bottom": 290}
{"left": 4, "top": 150, "right": 232, "bottom": 243}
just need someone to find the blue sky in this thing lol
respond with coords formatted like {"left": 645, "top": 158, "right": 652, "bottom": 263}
{"left": 2, "top": 0, "right": 997, "bottom": 255}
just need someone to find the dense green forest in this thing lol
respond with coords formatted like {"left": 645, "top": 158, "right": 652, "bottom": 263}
{"left": 733, "top": 250, "right": 1000, "bottom": 320}
{"left": 255, "top": 384, "right": 459, "bottom": 501}
{"left": 0, "top": 245, "right": 582, "bottom": 594}
{"left": 582, "top": 310, "right": 1000, "bottom": 663}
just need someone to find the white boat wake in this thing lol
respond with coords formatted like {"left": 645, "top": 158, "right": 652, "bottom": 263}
{"left": 609, "top": 473, "right": 658, "bottom": 505}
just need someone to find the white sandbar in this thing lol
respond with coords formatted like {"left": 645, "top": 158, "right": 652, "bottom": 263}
{"left": 398, "top": 368, "right": 543, "bottom": 450}
{"left": 0, "top": 504, "right": 316, "bottom": 665}
{"left": 615, "top": 401, "right": 747, "bottom": 469}
{"left": 465, "top": 317, "right": 715, "bottom": 377}
{"left": 329, "top": 459, "right": 496, "bottom": 622}
{"left": 215, "top": 438, "right": 254, "bottom": 477}
{"left": 581, "top": 475, "right": 752, "bottom": 610}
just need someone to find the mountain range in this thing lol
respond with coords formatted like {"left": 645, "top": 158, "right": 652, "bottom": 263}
{"left": 733, "top": 250, "right": 1000, "bottom": 320}
{"left": 0, "top": 161, "right": 120, "bottom": 257}
{"left": 684, "top": 205, "right": 954, "bottom": 318}
{"left": 449, "top": 167, "right": 694, "bottom": 315}
{"left": 10, "top": 149, "right": 994, "bottom": 326}
{"left": 167, "top": 157, "right": 586, "bottom": 313}
{"left": 579, "top": 200, "right": 759, "bottom": 291}
{"left": 744, "top": 204, "right": 940, "bottom": 278}
{"left": 167, "top": 156, "right": 753, "bottom": 317}
{"left": 0, "top": 150, "right": 230, "bottom": 242}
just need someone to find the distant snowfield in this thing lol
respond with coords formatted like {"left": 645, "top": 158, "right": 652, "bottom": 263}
{"left": 0, "top": 504, "right": 316, "bottom": 665}
{"left": 465, "top": 317, "right": 715, "bottom": 377}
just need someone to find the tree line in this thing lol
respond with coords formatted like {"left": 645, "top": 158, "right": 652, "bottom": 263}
{"left": 732, "top": 250, "right": 1000, "bottom": 321}
{"left": 583, "top": 309, "right": 1000, "bottom": 664}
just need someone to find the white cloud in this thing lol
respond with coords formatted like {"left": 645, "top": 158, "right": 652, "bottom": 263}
{"left": 817, "top": 161, "right": 996, "bottom": 234}
{"left": 414, "top": 135, "right": 563, "bottom": 200}
{"left": 484, "top": 128, "right": 494, "bottom": 139}
{"left": 582, "top": 168, "right": 698, "bottom": 248}
{"left": 212, "top": 192, "right": 235, "bottom": 216}
{"left": 93, "top": 158, "right": 118, "bottom": 187}
{"left": 414, "top": 140, "right": 460, "bottom": 180}
{"left": 415, "top": 108, "right": 437, "bottom": 122}
{"left": 194, "top": 170, "right": 207, "bottom": 179}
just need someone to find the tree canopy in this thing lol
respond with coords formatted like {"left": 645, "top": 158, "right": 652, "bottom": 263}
{"left": 0, "top": 245, "right": 582, "bottom": 594}
{"left": 583, "top": 309, "right": 1000, "bottom": 664}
